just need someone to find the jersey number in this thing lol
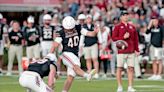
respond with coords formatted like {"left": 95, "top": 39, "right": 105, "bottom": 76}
{"left": 43, "top": 31, "right": 52, "bottom": 39}
{"left": 68, "top": 36, "right": 79, "bottom": 48}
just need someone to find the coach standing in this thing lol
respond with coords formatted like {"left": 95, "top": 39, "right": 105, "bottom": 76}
{"left": 6, "top": 21, "right": 24, "bottom": 76}
{"left": 112, "top": 10, "right": 139, "bottom": 92}
{"left": 83, "top": 15, "right": 100, "bottom": 79}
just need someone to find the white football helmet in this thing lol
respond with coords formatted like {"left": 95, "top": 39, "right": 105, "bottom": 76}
{"left": 27, "top": 16, "right": 34, "bottom": 23}
{"left": 46, "top": 53, "right": 57, "bottom": 62}
{"left": 43, "top": 14, "right": 52, "bottom": 20}
{"left": 62, "top": 16, "right": 76, "bottom": 29}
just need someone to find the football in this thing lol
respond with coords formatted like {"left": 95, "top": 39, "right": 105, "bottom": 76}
{"left": 115, "top": 40, "right": 128, "bottom": 50}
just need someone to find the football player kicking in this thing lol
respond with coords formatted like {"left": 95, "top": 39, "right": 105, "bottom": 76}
{"left": 50, "top": 16, "right": 98, "bottom": 92}
{"left": 19, "top": 53, "right": 57, "bottom": 92}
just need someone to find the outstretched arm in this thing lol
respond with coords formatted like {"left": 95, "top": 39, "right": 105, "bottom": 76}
{"left": 81, "top": 27, "right": 99, "bottom": 37}
{"left": 48, "top": 64, "right": 57, "bottom": 90}
{"left": 50, "top": 37, "right": 62, "bottom": 53}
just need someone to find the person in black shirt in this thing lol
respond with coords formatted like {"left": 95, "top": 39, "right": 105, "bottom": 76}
{"left": 147, "top": 16, "right": 164, "bottom": 80}
{"left": 19, "top": 53, "right": 57, "bottom": 92}
{"left": 50, "top": 16, "right": 97, "bottom": 92}
{"left": 6, "top": 21, "right": 24, "bottom": 76}
{"left": 24, "top": 16, "right": 41, "bottom": 62}
{"left": 82, "top": 15, "right": 100, "bottom": 79}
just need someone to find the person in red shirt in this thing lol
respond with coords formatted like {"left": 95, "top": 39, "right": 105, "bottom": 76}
{"left": 112, "top": 10, "right": 139, "bottom": 92}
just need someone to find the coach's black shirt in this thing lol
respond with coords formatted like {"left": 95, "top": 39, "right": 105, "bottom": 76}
{"left": 83, "top": 24, "right": 98, "bottom": 47}
{"left": 146, "top": 26, "right": 164, "bottom": 47}
{"left": 23, "top": 26, "right": 40, "bottom": 46}
{"left": 9, "top": 30, "right": 23, "bottom": 45}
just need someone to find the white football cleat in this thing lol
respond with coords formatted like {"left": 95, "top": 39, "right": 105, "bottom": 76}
{"left": 87, "top": 69, "right": 96, "bottom": 81}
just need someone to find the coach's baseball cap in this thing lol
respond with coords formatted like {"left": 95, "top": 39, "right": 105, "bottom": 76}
{"left": 120, "top": 10, "right": 129, "bottom": 16}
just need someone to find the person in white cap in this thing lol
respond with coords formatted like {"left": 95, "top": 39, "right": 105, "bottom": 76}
{"left": 82, "top": 14, "right": 101, "bottom": 79}
{"left": 0, "top": 13, "right": 8, "bottom": 75}
{"left": 40, "top": 14, "right": 56, "bottom": 57}
{"left": 78, "top": 14, "right": 86, "bottom": 57}
{"left": 23, "top": 16, "right": 41, "bottom": 62}
{"left": 19, "top": 53, "right": 57, "bottom": 92}
{"left": 50, "top": 16, "right": 99, "bottom": 92}
{"left": 77, "top": 14, "right": 86, "bottom": 27}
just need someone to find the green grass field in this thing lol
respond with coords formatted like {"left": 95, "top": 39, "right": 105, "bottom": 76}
{"left": 0, "top": 76, "right": 164, "bottom": 92}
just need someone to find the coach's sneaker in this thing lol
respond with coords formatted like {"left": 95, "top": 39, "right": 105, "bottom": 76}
{"left": 87, "top": 69, "right": 96, "bottom": 81}
{"left": 148, "top": 75, "right": 156, "bottom": 80}
{"left": 155, "top": 75, "right": 162, "bottom": 80}
{"left": 127, "top": 86, "right": 136, "bottom": 92}
{"left": 6, "top": 72, "right": 12, "bottom": 76}
{"left": 102, "top": 74, "right": 107, "bottom": 79}
{"left": 117, "top": 86, "right": 123, "bottom": 92}
{"left": 93, "top": 73, "right": 99, "bottom": 79}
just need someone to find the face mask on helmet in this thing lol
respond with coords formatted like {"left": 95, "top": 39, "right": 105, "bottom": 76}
{"left": 44, "top": 21, "right": 51, "bottom": 25}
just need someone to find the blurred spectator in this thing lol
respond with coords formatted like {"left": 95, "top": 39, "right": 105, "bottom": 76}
{"left": 6, "top": 21, "right": 23, "bottom": 76}
{"left": 137, "top": 13, "right": 148, "bottom": 28}
{"left": 23, "top": 16, "right": 40, "bottom": 62}
{"left": 147, "top": 16, "right": 164, "bottom": 80}
{"left": 51, "top": 14, "right": 61, "bottom": 27}
{"left": 69, "top": 0, "right": 79, "bottom": 17}
{"left": 8, "top": 20, "right": 14, "bottom": 33}
{"left": 160, "top": 4, "right": 164, "bottom": 18}
{"left": 2, "top": 18, "right": 9, "bottom": 29}
{"left": 99, "top": 26, "right": 111, "bottom": 78}
{"left": 78, "top": 13, "right": 86, "bottom": 57}
{"left": 138, "top": 25, "right": 149, "bottom": 75}
{"left": 21, "top": 20, "right": 28, "bottom": 32}
{"left": 39, "top": 9, "right": 48, "bottom": 26}
{"left": 0, "top": 13, "right": 8, "bottom": 75}
{"left": 95, "top": 0, "right": 107, "bottom": 11}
